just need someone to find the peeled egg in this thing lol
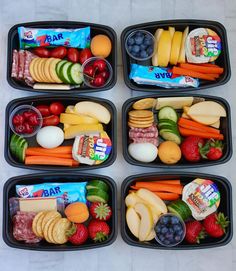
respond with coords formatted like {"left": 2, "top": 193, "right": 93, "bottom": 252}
{"left": 36, "top": 126, "right": 64, "bottom": 149}
{"left": 128, "top": 143, "right": 158, "bottom": 163}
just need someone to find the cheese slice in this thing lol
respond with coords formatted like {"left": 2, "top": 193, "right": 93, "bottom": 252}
{"left": 156, "top": 97, "right": 194, "bottom": 110}
{"left": 157, "top": 30, "right": 172, "bottom": 67}
{"left": 60, "top": 113, "right": 99, "bottom": 125}
{"left": 19, "top": 197, "right": 57, "bottom": 212}
{"left": 64, "top": 124, "right": 104, "bottom": 139}
{"left": 65, "top": 105, "right": 75, "bottom": 114}
{"left": 170, "top": 31, "right": 183, "bottom": 65}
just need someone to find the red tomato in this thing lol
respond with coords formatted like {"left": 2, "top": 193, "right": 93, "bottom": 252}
{"left": 36, "top": 105, "right": 51, "bottom": 117}
{"left": 33, "top": 47, "right": 50, "bottom": 58}
{"left": 42, "top": 115, "right": 60, "bottom": 127}
{"left": 50, "top": 46, "right": 67, "bottom": 59}
{"left": 49, "top": 102, "right": 65, "bottom": 115}
{"left": 67, "top": 48, "right": 80, "bottom": 63}
{"left": 79, "top": 48, "right": 93, "bottom": 64}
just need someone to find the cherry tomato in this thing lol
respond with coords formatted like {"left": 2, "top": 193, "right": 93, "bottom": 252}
{"left": 67, "top": 48, "right": 80, "bottom": 63}
{"left": 36, "top": 105, "right": 51, "bottom": 117}
{"left": 23, "top": 111, "right": 34, "bottom": 120}
{"left": 93, "top": 59, "right": 107, "bottom": 72}
{"left": 33, "top": 47, "right": 50, "bottom": 58}
{"left": 28, "top": 114, "right": 40, "bottom": 126}
{"left": 43, "top": 115, "right": 60, "bottom": 127}
{"left": 49, "top": 102, "right": 65, "bottom": 115}
{"left": 79, "top": 48, "right": 92, "bottom": 64}
{"left": 92, "top": 74, "right": 105, "bottom": 87}
{"left": 24, "top": 122, "right": 34, "bottom": 134}
{"left": 50, "top": 46, "right": 67, "bottom": 59}
{"left": 15, "top": 124, "right": 26, "bottom": 134}
{"left": 12, "top": 114, "right": 24, "bottom": 126}
{"left": 84, "top": 65, "right": 95, "bottom": 77}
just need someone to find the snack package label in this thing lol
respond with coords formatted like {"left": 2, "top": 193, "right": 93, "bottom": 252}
{"left": 16, "top": 182, "right": 87, "bottom": 204}
{"left": 18, "top": 27, "right": 90, "bottom": 49}
{"left": 182, "top": 178, "right": 220, "bottom": 220}
{"left": 190, "top": 35, "right": 221, "bottom": 57}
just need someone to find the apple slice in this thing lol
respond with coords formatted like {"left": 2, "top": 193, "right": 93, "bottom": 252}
{"left": 152, "top": 28, "right": 164, "bottom": 66}
{"left": 188, "top": 101, "right": 226, "bottom": 117}
{"left": 145, "top": 230, "right": 156, "bottom": 241}
{"left": 125, "top": 192, "right": 146, "bottom": 207}
{"left": 126, "top": 207, "right": 140, "bottom": 239}
{"left": 136, "top": 189, "right": 167, "bottom": 214}
{"left": 178, "top": 26, "right": 189, "bottom": 63}
{"left": 134, "top": 203, "right": 153, "bottom": 241}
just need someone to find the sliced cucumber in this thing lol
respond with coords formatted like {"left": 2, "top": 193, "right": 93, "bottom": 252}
{"left": 86, "top": 189, "right": 109, "bottom": 203}
{"left": 68, "top": 63, "right": 83, "bottom": 85}
{"left": 86, "top": 180, "right": 109, "bottom": 192}
{"left": 16, "top": 140, "right": 28, "bottom": 163}
{"left": 158, "top": 119, "right": 177, "bottom": 127}
{"left": 159, "top": 130, "right": 181, "bottom": 145}
{"left": 10, "top": 134, "right": 19, "bottom": 156}
{"left": 168, "top": 200, "right": 192, "bottom": 221}
{"left": 158, "top": 106, "right": 178, "bottom": 123}
{"left": 56, "top": 60, "right": 67, "bottom": 77}
{"left": 10, "top": 134, "right": 28, "bottom": 162}
{"left": 59, "top": 61, "right": 73, "bottom": 84}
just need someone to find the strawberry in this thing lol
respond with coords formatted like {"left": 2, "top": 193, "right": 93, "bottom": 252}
{"left": 66, "top": 223, "right": 88, "bottom": 245}
{"left": 89, "top": 202, "right": 112, "bottom": 221}
{"left": 203, "top": 212, "right": 229, "bottom": 238}
{"left": 200, "top": 139, "right": 223, "bottom": 161}
{"left": 185, "top": 221, "right": 206, "bottom": 244}
{"left": 181, "top": 136, "right": 205, "bottom": 162}
{"left": 88, "top": 220, "right": 110, "bottom": 242}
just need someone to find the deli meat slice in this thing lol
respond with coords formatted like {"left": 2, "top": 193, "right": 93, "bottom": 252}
{"left": 24, "top": 50, "right": 36, "bottom": 82}
{"left": 129, "top": 125, "right": 158, "bottom": 133}
{"left": 18, "top": 50, "right": 25, "bottom": 79}
{"left": 132, "top": 137, "right": 159, "bottom": 146}
{"left": 11, "top": 50, "right": 19, "bottom": 78}
{"left": 129, "top": 131, "right": 158, "bottom": 139}
{"left": 13, "top": 211, "right": 41, "bottom": 243}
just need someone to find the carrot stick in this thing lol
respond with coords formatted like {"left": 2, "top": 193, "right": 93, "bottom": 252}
{"left": 207, "top": 73, "right": 220, "bottom": 79}
{"left": 151, "top": 180, "right": 181, "bottom": 185}
{"left": 179, "top": 63, "right": 224, "bottom": 74}
{"left": 26, "top": 149, "right": 73, "bottom": 159}
{"left": 172, "top": 66, "right": 216, "bottom": 81}
{"left": 128, "top": 190, "right": 180, "bottom": 201}
{"left": 196, "top": 63, "right": 221, "bottom": 68}
{"left": 130, "top": 183, "right": 183, "bottom": 194}
{"left": 179, "top": 127, "right": 224, "bottom": 140}
{"left": 178, "top": 118, "right": 220, "bottom": 134}
{"left": 25, "top": 146, "right": 73, "bottom": 154}
{"left": 25, "top": 156, "right": 79, "bottom": 167}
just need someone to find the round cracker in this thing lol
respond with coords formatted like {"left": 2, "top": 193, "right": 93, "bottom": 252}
{"left": 41, "top": 58, "right": 52, "bottom": 82}
{"left": 47, "top": 217, "right": 62, "bottom": 244}
{"left": 36, "top": 211, "right": 49, "bottom": 238}
{"left": 44, "top": 58, "right": 57, "bottom": 83}
{"left": 29, "top": 58, "right": 40, "bottom": 82}
{"left": 128, "top": 121, "right": 153, "bottom": 128}
{"left": 32, "top": 211, "right": 45, "bottom": 237}
{"left": 133, "top": 98, "right": 156, "bottom": 110}
{"left": 38, "top": 58, "right": 49, "bottom": 82}
{"left": 34, "top": 58, "right": 44, "bottom": 82}
{"left": 129, "top": 115, "right": 154, "bottom": 122}
{"left": 49, "top": 58, "right": 63, "bottom": 83}
{"left": 128, "top": 110, "right": 153, "bottom": 118}
{"left": 42, "top": 211, "right": 61, "bottom": 233}
{"left": 52, "top": 218, "right": 71, "bottom": 244}
{"left": 44, "top": 216, "right": 61, "bottom": 243}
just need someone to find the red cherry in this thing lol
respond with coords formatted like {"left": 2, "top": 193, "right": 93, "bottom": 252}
{"left": 99, "top": 70, "right": 110, "bottom": 80}
{"left": 14, "top": 124, "right": 26, "bottom": 134}
{"left": 23, "top": 111, "right": 34, "bottom": 120}
{"left": 84, "top": 65, "right": 95, "bottom": 77}
{"left": 24, "top": 122, "right": 34, "bottom": 134}
{"left": 93, "top": 59, "right": 107, "bottom": 72}
{"left": 92, "top": 75, "right": 105, "bottom": 87}
{"left": 28, "top": 114, "right": 40, "bottom": 126}
{"left": 12, "top": 114, "right": 24, "bottom": 126}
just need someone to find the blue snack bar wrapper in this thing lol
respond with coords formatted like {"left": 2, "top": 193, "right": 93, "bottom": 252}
{"left": 18, "top": 26, "right": 90, "bottom": 49}
{"left": 16, "top": 182, "right": 87, "bottom": 204}
{"left": 129, "top": 64, "right": 199, "bottom": 88}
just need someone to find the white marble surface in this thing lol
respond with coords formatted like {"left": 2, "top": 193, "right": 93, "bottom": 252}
{"left": 0, "top": 0, "right": 236, "bottom": 270}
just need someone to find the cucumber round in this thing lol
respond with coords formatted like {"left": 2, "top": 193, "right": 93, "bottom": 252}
{"left": 86, "top": 180, "right": 109, "bottom": 192}
{"left": 68, "top": 63, "right": 83, "bottom": 85}
{"left": 10, "top": 134, "right": 19, "bottom": 156}
{"left": 158, "top": 119, "right": 177, "bottom": 127}
{"left": 158, "top": 106, "right": 178, "bottom": 123}
{"left": 168, "top": 200, "right": 192, "bottom": 221}
{"left": 59, "top": 62, "right": 73, "bottom": 84}
{"left": 159, "top": 129, "right": 181, "bottom": 145}
{"left": 86, "top": 189, "right": 109, "bottom": 203}
{"left": 10, "top": 134, "right": 28, "bottom": 162}
{"left": 56, "top": 60, "right": 67, "bottom": 77}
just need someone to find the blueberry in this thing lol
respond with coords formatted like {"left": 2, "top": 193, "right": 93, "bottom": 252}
{"left": 127, "top": 37, "right": 135, "bottom": 46}
{"left": 143, "top": 36, "right": 153, "bottom": 46}
{"left": 140, "top": 50, "right": 148, "bottom": 58}
{"left": 159, "top": 234, "right": 165, "bottom": 242}
{"left": 128, "top": 45, "right": 133, "bottom": 52}
{"left": 174, "top": 235, "right": 181, "bottom": 242}
{"left": 173, "top": 225, "right": 181, "bottom": 232}
{"left": 135, "top": 31, "right": 144, "bottom": 38}
{"left": 132, "top": 45, "right": 140, "bottom": 53}
{"left": 161, "top": 227, "right": 168, "bottom": 234}
{"left": 156, "top": 226, "right": 161, "bottom": 233}
{"left": 163, "top": 239, "right": 170, "bottom": 245}
{"left": 171, "top": 216, "right": 180, "bottom": 225}
{"left": 161, "top": 216, "right": 169, "bottom": 225}
{"left": 135, "top": 35, "right": 144, "bottom": 45}
{"left": 147, "top": 45, "right": 154, "bottom": 56}
{"left": 177, "top": 229, "right": 184, "bottom": 236}
{"left": 140, "top": 44, "right": 147, "bottom": 50}
{"left": 168, "top": 228, "right": 174, "bottom": 234}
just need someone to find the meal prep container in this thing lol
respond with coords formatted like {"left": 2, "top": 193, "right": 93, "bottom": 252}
{"left": 3, "top": 172, "right": 117, "bottom": 251}
{"left": 5, "top": 95, "right": 117, "bottom": 171}
{"left": 121, "top": 172, "right": 233, "bottom": 250}
{"left": 121, "top": 19, "right": 231, "bottom": 93}
{"left": 122, "top": 94, "right": 232, "bottom": 168}
{"left": 7, "top": 21, "right": 117, "bottom": 94}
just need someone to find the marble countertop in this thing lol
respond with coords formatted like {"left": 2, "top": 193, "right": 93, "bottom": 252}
{"left": 0, "top": 0, "right": 235, "bottom": 270}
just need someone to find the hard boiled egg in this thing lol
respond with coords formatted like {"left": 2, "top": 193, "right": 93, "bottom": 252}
{"left": 128, "top": 143, "right": 158, "bottom": 163}
{"left": 36, "top": 126, "right": 64, "bottom": 149}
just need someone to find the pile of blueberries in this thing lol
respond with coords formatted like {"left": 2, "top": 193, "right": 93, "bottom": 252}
{"left": 155, "top": 214, "right": 185, "bottom": 246}
{"left": 126, "top": 31, "right": 154, "bottom": 60}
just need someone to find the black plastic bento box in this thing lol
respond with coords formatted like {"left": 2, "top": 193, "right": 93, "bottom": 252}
{"left": 122, "top": 94, "right": 232, "bottom": 168}
{"left": 5, "top": 95, "right": 117, "bottom": 171}
{"left": 121, "top": 19, "right": 231, "bottom": 93}
{"left": 3, "top": 172, "right": 117, "bottom": 251}
{"left": 121, "top": 172, "right": 233, "bottom": 250}
{"left": 7, "top": 21, "right": 117, "bottom": 93}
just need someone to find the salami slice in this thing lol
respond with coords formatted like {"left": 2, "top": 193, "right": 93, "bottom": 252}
{"left": 132, "top": 137, "right": 159, "bottom": 146}
{"left": 11, "top": 50, "right": 19, "bottom": 78}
